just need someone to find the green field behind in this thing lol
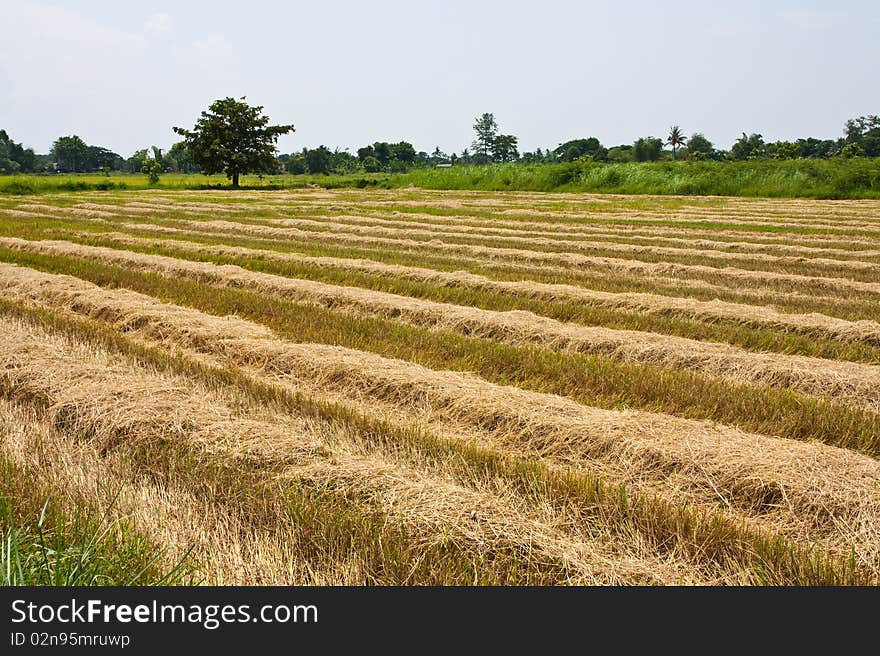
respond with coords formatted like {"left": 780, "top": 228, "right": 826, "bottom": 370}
{"left": 3, "top": 158, "right": 880, "bottom": 198}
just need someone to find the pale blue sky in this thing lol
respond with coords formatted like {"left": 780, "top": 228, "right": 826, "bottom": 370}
{"left": 2, "top": 1, "right": 878, "bottom": 156}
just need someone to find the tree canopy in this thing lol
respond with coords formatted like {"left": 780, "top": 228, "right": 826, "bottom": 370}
{"left": 0, "top": 130, "right": 37, "bottom": 174}
{"left": 173, "top": 97, "right": 294, "bottom": 187}
{"left": 472, "top": 113, "right": 498, "bottom": 163}
{"left": 633, "top": 137, "right": 663, "bottom": 162}
{"left": 4, "top": 111, "right": 880, "bottom": 182}
{"left": 666, "top": 126, "right": 687, "bottom": 160}
{"left": 554, "top": 138, "right": 607, "bottom": 162}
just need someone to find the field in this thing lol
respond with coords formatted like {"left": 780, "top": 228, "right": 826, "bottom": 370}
{"left": 3, "top": 157, "right": 880, "bottom": 199}
{"left": 1, "top": 187, "right": 879, "bottom": 585}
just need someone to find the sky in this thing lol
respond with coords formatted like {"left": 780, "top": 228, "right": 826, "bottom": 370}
{"left": 2, "top": 1, "right": 879, "bottom": 157}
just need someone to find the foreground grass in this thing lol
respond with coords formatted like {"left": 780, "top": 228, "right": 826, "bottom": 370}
{"left": 0, "top": 459, "right": 190, "bottom": 585}
{"left": 2, "top": 157, "right": 879, "bottom": 198}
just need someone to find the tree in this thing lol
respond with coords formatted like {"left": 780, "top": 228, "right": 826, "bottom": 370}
{"left": 687, "top": 133, "right": 714, "bottom": 160}
{"left": 430, "top": 146, "right": 448, "bottom": 164}
{"left": 389, "top": 141, "right": 416, "bottom": 165}
{"left": 844, "top": 115, "right": 880, "bottom": 157}
{"left": 303, "top": 146, "right": 332, "bottom": 174}
{"left": 51, "top": 135, "right": 90, "bottom": 172}
{"left": 472, "top": 113, "right": 499, "bottom": 161}
{"left": 491, "top": 134, "right": 519, "bottom": 162}
{"left": 173, "top": 97, "right": 294, "bottom": 188}
{"left": 840, "top": 142, "right": 865, "bottom": 158}
{"left": 355, "top": 141, "right": 417, "bottom": 172}
{"left": 0, "top": 130, "right": 36, "bottom": 173}
{"left": 633, "top": 137, "right": 663, "bottom": 162}
{"left": 166, "top": 141, "right": 200, "bottom": 173}
{"left": 142, "top": 158, "right": 162, "bottom": 185}
{"left": 554, "top": 138, "right": 607, "bottom": 162}
{"left": 666, "top": 126, "right": 687, "bottom": 160}
{"left": 361, "top": 156, "right": 382, "bottom": 172}
{"left": 127, "top": 149, "right": 149, "bottom": 173}
{"left": 844, "top": 115, "right": 880, "bottom": 142}
{"left": 730, "top": 133, "right": 766, "bottom": 160}
{"left": 797, "top": 138, "right": 839, "bottom": 159}
{"left": 772, "top": 141, "right": 800, "bottom": 159}
{"left": 284, "top": 152, "right": 308, "bottom": 174}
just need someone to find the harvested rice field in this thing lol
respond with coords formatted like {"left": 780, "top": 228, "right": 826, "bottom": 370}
{"left": 1, "top": 188, "right": 879, "bottom": 585}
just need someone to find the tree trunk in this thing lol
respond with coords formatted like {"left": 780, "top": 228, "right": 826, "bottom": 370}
{"left": 232, "top": 171, "right": 240, "bottom": 188}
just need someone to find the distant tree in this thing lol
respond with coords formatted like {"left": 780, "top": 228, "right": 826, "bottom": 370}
{"left": 0, "top": 130, "right": 36, "bottom": 173}
{"left": 126, "top": 149, "right": 149, "bottom": 173}
{"left": 519, "top": 149, "right": 543, "bottom": 163}
{"left": 491, "top": 134, "right": 519, "bottom": 162}
{"left": 355, "top": 141, "right": 417, "bottom": 171}
{"left": 730, "top": 133, "right": 766, "bottom": 160}
{"left": 0, "top": 130, "right": 19, "bottom": 174}
{"left": 303, "top": 146, "right": 332, "bottom": 174}
{"left": 844, "top": 115, "right": 880, "bottom": 157}
{"left": 87, "top": 146, "right": 124, "bottom": 171}
{"left": 772, "top": 141, "right": 801, "bottom": 159}
{"left": 394, "top": 141, "right": 417, "bottom": 162}
{"left": 472, "top": 113, "right": 499, "bottom": 162}
{"left": 362, "top": 155, "right": 382, "bottom": 172}
{"left": 633, "top": 137, "right": 663, "bottom": 162}
{"left": 173, "top": 96, "right": 294, "bottom": 188}
{"left": 51, "top": 135, "right": 90, "bottom": 172}
{"left": 607, "top": 145, "right": 635, "bottom": 163}
{"left": 372, "top": 142, "right": 391, "bottom": 164}
{"left": 840, "top": 142, "right": 865, "bottom": 158}
{"left": 686, "top": 133, "right": 714, "bottom": 160}
{"left": 284, "top": 152, "right": 308, "bottom": 174}
{"left": 329, "top": 148, "right": 359, "bottom": 174}
{"left": 797, "top": 138, "right": 839, "bottom": 159}
{"left": 166, "top": 141, "right": 200, "bottom": 173}
{"left": 142, "top": 158, "right": 162, "bottom": 185}
{"left": 554, "top": 138, "right": 607, "bottom": 162}
{"left": 844, "top": 115, "right": 880, "bottom": 142}
{"left": 666, "top": 126, "right": 687, "bottom": 160}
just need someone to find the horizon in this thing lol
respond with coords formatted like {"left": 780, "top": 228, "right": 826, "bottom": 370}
{"left": 3, "top": 1, "right": 879, "bottom": 157}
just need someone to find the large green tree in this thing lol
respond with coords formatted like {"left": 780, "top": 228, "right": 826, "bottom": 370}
{"left": 491, "top": 134, "right": 519, "bottom": 162}
{"left": 173, "top": 97, "right": 294, "bottom": 188}
{"left": 51, "top": 135, "right": 90, "bottom": 172}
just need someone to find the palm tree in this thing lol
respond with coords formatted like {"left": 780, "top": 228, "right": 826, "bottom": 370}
{"left": 666, "top": 125, "right": 687, "bottom": 160}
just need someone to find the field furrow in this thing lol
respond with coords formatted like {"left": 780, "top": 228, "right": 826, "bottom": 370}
{"left": 3, "top": 240, "right": 879, "bottom": 414}
{"left": 53, "top": 230, "right": 880, "bottom": 352}
{"left": 2, "top": 188, "right": 879, "bottom": 586}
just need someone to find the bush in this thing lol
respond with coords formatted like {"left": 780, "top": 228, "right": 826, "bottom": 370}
{"left": 0, "top": 177, "right": 38, "bottom": 195}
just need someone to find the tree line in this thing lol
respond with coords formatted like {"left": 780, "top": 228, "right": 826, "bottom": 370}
{"left": 2, "top": 99, "right": 878, "bottom": 180}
